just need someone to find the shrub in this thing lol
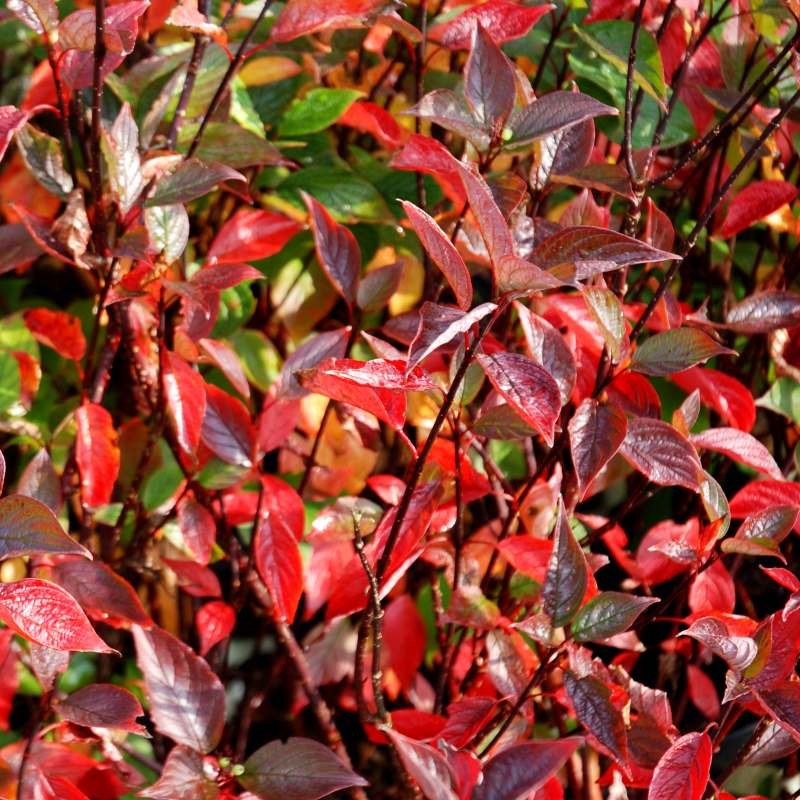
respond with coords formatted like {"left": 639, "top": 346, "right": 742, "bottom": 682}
{"left": 0, "top": 0, "right": 798, "bottom": 797}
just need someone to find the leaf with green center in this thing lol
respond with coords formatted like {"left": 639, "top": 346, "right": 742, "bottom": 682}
{"left": 565, "top": 673, "right": 628, "bottom": 765}
{"left": 572, "top": 592, "right": 658, "bottom": 642}
{"left": 278, "top": 88, "right": 363, "bottom": 137}
{"left": 0, "top": 495, "right": 89, "bottom": 560}
{"left": 632, "top": 328, "right": 735, "bottom": 376}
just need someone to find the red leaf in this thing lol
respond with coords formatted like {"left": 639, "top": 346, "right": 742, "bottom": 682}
{"left": 189, "top": 262, "right": 263, "bottom": 291}
{"left": 75, "top": 402, "right": 120, "bottom": 508}
{"left": 382, "top": 728, "right": 457, "bottom": 800}
{"left": 650, "top": 731, "right": 712, "bottom": 800}
{"left": 207, "top": 208, "right": 302, "bottom": 265}
{"left": 299, "top": 358, "right": 434, "bottom": 430}
{"left": 718, "top": 180, "right": 797, "bottom": 238}
{"left": 671, "top": 367, "right": 756, "bottom": 431}
{"left": 401, "top": 201, "right": 472, "bottom": 310}
{"left": 730, "top": 480, "right": 800, "bottom": 527}
{"left": 261, "top": 475, "right": 306, "bottom": 540}
{"left": 477, "top": 351, "right": 561, "bottom": 445}
{"left": 440, "top": 697, "right": 497, "bottom": 749}
{"left": 390, "top": 134, "right": 466, "bottom": 205}
{"left": 498, "top": 536, "right": 552, "bottom": 582}
{"left": 619, "top": 418, "right": 703, "bottom": 490}
{"left": 177, "top": 495, "right": 217, "bottom": 565}
{"left": 687, "top": 664, "right": 720, "bottom": 720}
{"left": 0, "top": 494, "right": 88, "bottom": 560}
{"left": 680, "top": 616, "right": 757, "bottom": 672}
{"left": 254, "top": 514, "right": 303, "bottom": 622}
{"left": 163, "top": 558, "right": 222, "bottom": 598}
{"left": 163, "top": 352, "right": 207, "bottom": 456}
{"left": 428, "top": 0, "right": 552, "bottom": 49}
{"left": 725, "top": 289, "right": 800, "bottom": 333}
{"left": 383, "top": 594, "right": 426, "bottom": 689}
{"left": 23, "top": 308, "right": 86, "bottom": 361}
{"left": 303, "top": 192, "right": 360, "bottom": 307}
{"left": 239, "top": 737, "right": 368, "bottom": 799}
{"left": 58, "top": 684, "right": 147, "bottom": 735}
{"left": 0, "top": 630, "right": 17, "bottom": 730}
{"left": 133, "top": 624, "right": 226, "bottom": 753}
{"left": 270, "top": 0, "right": 389, "bottom": 41}
{"left": 473, "top": 737, "right": 583, "bottom": 800}
{"left": 139, "top": 746, "right": 220, "bottom": 800}
{"left": 338, "top": 100, "right": 407, "bottom": 150}
{"left": 52, "top": 557, "right": 151, "bottom": 628}
{"left": 201, "top": 384, "right": 255, "bottom": 467}
{"left": 691, "top": 427, "right": 782, "bottom": 480}
{"left": 195, "top": 601, "right": 236, "bottom": 656}
{"left": 568, "top": 399, "right": 627, "bottom": 497}
{"left": 0, "top": 578, "right": 114, "bottom": 653}
{"left": 688, "top": 558, "right": 735, "bottom": 615}
{"left": 607, "top": 371, "right": 661, "bottom": 418}
{"left": 0, "top": 105, "right": 28, "bottom": 163}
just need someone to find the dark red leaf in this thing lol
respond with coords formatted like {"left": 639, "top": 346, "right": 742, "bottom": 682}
{"left": 199, "top": 338, "right": 250, "bottom": 399}
{"left": 649, "top": 731, "right": 712, "bottom": 800}
{"left": 23, "top": 308, "right": 86, "bottom": 361}
{"left": 619, "top": 418, "right": 703, "bottom": 490}
{"left": 383, "top": 594, "right": 427, "bottom": 689}
{"left": 18, "top": 449, "right": 61, "bottom": 512}
{"left": 725, "top": 289, "right": 800, "bottom": 333}
{"left": 464, "top": 23, "right": 515, "bottom": 129}
{"left": 58, "top": 684, "right": 147, "bottom": 735}
{"left": 382, "top": 728, "right": 457, "bottom": 800}
{"left": 207, "top": 208, "right": 302, "bottom": 265}
{"left": 564, "top": 673, "right": 628, "bottom": 765}
{"left": 51, "top": 557, "right": 151, "bottom": 628}
{"left": 241, "top": 738, "right": 368, "bottom": 798}
{"left": 401, "top": 201, "right": 472, "bottom": 310}
{"left": 146, "top": 159, "right": 246, "bottom": 206}
{"left": 163, "top": 558, "right": 222, "bottom": 598}
{"left": 458, "top": 162, "right": 515, "bottom": 263}
{"left": 568, "top": 399, "right": 627, "bottom": 498}
{"left": 356, "top": 261, "right": 404, "bottom": 313}
{"left": 139, "top": 746, "right": 220, "bottom": 800}
{"left": 133, "top": 624, "right": 226, "bottom": 753}
{"left": 473, "top": 737, "right": 583, "bottom": 800}
{"left": 189, "top": 263, "right": 263, "bottom": 291}
{"left": 195, "top": 601, "right": 235, "bottom": 656}
{"left": 0, "top": 578, "right": 114, "bottom": 653}
{"left": 75, "top": 402, "right": 120, "bottom": 508}
{"left": 718, "top": 180, "right": 797, "bottom": 238}
{"left": 477, "top": 351, "right": 561, "bottom": 446}
{"left": 542, "top": 500, "right": 589, "bottom": 626}
{"left": 177, "top": 495, "right": 217, "bottom": 565}
{"left": 201, "top": 384, "right": 255, "bottom": 467}
{"left": 390, "top": 134, "right": 466, "bottom": 205}
{"left": 440, "top": 697, "right": 497, "bottom": 749}
{"left": 303, "top": 192, "right": 360, "bottom": 307}
{"left": 509, "top": 91, "right": 618, "bottom": 147}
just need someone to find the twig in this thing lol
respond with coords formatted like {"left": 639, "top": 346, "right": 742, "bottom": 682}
{"left": 89, "top": 0, "right": 108, "bottom": 254}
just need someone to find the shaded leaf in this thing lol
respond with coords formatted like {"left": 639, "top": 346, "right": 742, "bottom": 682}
{"left": 565, "top": 673, "right": 628, "bottom": 764}
{"left": 464, "top": 23, "right": 515, "bottom": 129}
{"left": 201, "top": 384, "right": 255, "bottom": 467}
{"left": 0, "top": 494, "right": 88, "bottom": 560}
{"left": 140, "top": 746, "right": 220, "bottom": 800}
{"left": 58, "top": 684, "right": 147, "bottom": 735}
{"left": 725, "top": 290, "right": 800, "bottom": 334}
{"left": 147, "top": 159, "right": 245, "bottom": 206}
{"left": 568, "top": 399, "right": 627, "bottom": 497}
{"left": 542, "top": 500, "right": 588, "bottom": 627}
{"left": 15, "top": 124, "right": 73, "bottom": 199}
{"left": 241, "top": 737, "right": 368, "bottom": 800}
{"left": 382, "top": 728, "right": 457, "bottom": 800}
{"left": 133, "top": 624, "right": 225, "bottom": 753}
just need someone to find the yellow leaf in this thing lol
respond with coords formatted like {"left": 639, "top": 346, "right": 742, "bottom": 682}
{"left": 239, "top": 56, "right": 302, "bottom": 86}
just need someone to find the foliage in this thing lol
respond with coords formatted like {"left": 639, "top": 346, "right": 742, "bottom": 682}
{"left": 0, "top": 0, "right": 798, "bottom": 797}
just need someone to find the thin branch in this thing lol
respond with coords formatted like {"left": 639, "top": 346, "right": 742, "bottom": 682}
{"left": 623, "top": 0, "right": 648, "bottom": 186}
{"left": 89, "top": 0, "right": 108, "bottom": 253}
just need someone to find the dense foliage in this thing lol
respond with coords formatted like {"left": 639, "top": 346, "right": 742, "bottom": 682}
{"left": 0, "top": 0, "right": 799, "bottom": 796}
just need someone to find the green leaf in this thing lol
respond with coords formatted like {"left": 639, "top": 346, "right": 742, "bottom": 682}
{"left": 279, "top": 166, "right": 388, "bottom": 222}
{"left": 144, "top": 204, "right": 189, "bottom": 263}
{"left": 278, "top": 88, "right": 362, "bottom": 137}
{"left": 572, "top": 592, "right": 659, "bottom": 642}
{"left": 211, "top": 284, "right": 257, "bottom": 338}
{"left": 230, "top": 77, "right": 266, "bottom": 137}
{"left": 757, "top": 377, "right": 800, "bottom": 423}
{"left": 177, "top": 122, "right": 287, "bottom": 168}
{"left": 573, "top": 20, "right": 666, "bottom": 104}
{"left": 0, "top": 352, "right": 21, "bottom": 413}
{"left": 229, "top": 329, "right": 281, "bottom": 392}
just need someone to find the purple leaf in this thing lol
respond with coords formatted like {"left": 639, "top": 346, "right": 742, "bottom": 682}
{"left": 542, "top": 499, "right": 588, "bottom": 626}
